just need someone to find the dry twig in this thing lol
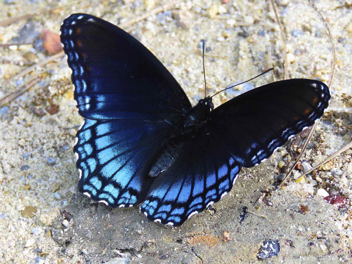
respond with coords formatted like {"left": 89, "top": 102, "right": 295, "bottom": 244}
{"left": 270, "top": 0, "right": 289, "bottom": 79}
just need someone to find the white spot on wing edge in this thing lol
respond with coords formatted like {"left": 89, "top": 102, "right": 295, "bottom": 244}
{"left": 99, "top": 200, "right": 108, "bottom": 206}
{"left": 144, "top": 212, "right": 148, "bottom": 217}
{"left": 77, "top": 15, "right": 84, "bottom": 20}
{"left": 119, "top": 204, "right": 125, "bottom": 208}
{"left": 74, "top": 152, "right": 79, "bottom": 161}
{"left": 83, "top": 192, "right": 91, "bottom": 198}
{"left": 154, "top": 219, "right": 161, "bottom": 223}
{"left": 78, "top": 169, "right": 82, "bottom": 179}
{"left": 188, "top": 211, "right": 198, "bottom": 219}
{"left": 206, "top": 201, "right": 214, "bottom": 208}
{"left": 221, "top": 192, "right": 228, "bottom": 199}
{"left": 166, "top": 222, "right": 174, "bottom": 226}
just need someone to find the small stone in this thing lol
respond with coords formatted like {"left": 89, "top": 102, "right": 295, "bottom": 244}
{"left": 244, "top": 16, "right": 254, "bottom": 25}
{"left": 47, "top": 157, "right": 56, "bottom": 166}
{"left": 25, "top": 238, "right": 36, "bottom": 247}
{"left": 287, "top": 53, "right": 295, "bottom": 63}
{"left": 0, "top": 106, "right": 9, "bottom": 115}
{"left": 319, "top": 243, "right": 328, "bottom": 253}
{"left": 145, "top": 0, "right": 154, "bottom": 9}
{"left": 346, "top": 22, "right": 352, "bottom": 33}
{"left": 62, "top": 219, "right": 70, "bottom": 228}
{"left": 317, "top": 189, "right": 329, "bottom": 198}
{"left": 295, "top": 176, "right": 306, "bottom": 183}
{"left": 291, "top": 29, "right": 304, "bottom": 37}
{"left": 257, "top": 240, "right": 280, "bottom": 260}
{"left": 33, "top": 248, "right": 42, "bottom": 253}
{"left": 21, "top": 206, "right": 37, "bottom": 218}
{"left": 21, "top": 165, "right": 30, "bottom": 171}
{"left": 218, "top": 5, "right": 227, "bottom": 14}
{"left": 208, "top": 4, "right": 219, "bottom": 19}
{"left": 301, "top": 161, "right": 312, "bottom": 172}
{"left": 278, "top": 161, "right": 285, "bottom": 169}
{"left": 23, "top": 52, "right": 36, "bottom": 62}
{"left": 32, "top": 228, "right": 42, "bottom": 235}
{"left": 22, "top": 153, "right": 31, "bottom": 160}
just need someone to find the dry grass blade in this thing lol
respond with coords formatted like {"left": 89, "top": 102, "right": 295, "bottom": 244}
{"left": 301, "top": 141, "right": 352, "bottom": 177}
{"left": 0, "top": 59, "right": 63, "bottom": 107}
{"left": 0, "top": 13, "right": 38, "bottom": 27}
{"left": 6, "top": 51, "right": 64, "bottom": 83}
{"left": 270, "top": 0, "right": 288, "bottom": 79}
{"left": 279, "top": 1, "right": 336, "bottom": 186}
{"left": 0, "top": 43, "right": 33, "bottom": 48}
{"left": 0, "top": 78, "right": 38, "bottom": 108}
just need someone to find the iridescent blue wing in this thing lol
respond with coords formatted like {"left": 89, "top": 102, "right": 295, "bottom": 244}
{"left": 141, "top": 129, "right": 241, "bottom": 226}
{"left": 60, "top": 14, "right": 191, "bottom": 207}
{"left": 206, "top": 79, "right": 330, "bottom": 167}
{"left": 75, "top": 118, "right": 178, "bottom": 206}
{"left": 141, "top": 79, "right": 329, "bottom": 225}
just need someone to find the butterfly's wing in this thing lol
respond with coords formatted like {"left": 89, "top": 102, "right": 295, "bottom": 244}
{"left": 141, "top": 129, "right": 241, "bottom": 226}
{"left": 61, "top": 14, "right": 192, "bottom": 207}
{"left": 60, "top": 13, "right": 191, "bottom": 120}
{"left": 206, "top": 79, "right": 330, "bottom": 167}
{"left": 141, "top": 79, "right": 329, "bottom": 225}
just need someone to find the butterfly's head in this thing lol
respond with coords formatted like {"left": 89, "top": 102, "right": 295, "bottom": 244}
{"left": 199, "top": 97, "right": 214, "bottom": 111}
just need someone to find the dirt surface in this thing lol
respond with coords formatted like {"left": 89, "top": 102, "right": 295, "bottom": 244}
{"left": 0, "top": 0, "right": 351, "bottom": 263}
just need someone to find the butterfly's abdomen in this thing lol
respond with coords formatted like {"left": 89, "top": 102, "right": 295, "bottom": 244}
{"left": 148, "top": 139, "right": 183, "bottom": 177}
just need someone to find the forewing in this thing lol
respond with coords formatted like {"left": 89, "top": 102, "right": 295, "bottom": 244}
{"left": 60, "top": 13, "right": 191, "bottom": 120}
{"left": 207, "top": 79, "right": 330, "bottom": 167}
{"left": 141, "top": 131, "right": 241, "bottom": 226}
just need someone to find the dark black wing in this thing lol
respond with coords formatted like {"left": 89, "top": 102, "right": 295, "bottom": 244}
{"left": 140, "top": 79, "right": 329, "bottom": 225}
{"left": 61, "top": 13, "right": 191, "bottom": 120}
{"left": 207, "top": 79, "right": 330, "bottom": 167}
{"left": 60, "top": 13, "right": 191, "bottom": 207}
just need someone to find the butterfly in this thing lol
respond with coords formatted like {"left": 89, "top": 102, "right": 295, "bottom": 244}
{"left": 60, "top": 13, "right": 330, "bottom": 226}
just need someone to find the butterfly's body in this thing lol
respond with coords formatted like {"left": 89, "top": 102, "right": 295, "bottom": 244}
{"left": 149, "top": 97, "right": 213, "bottom": 177}
{"left": 61, "top": 14, "right": 330, "bottom": 226}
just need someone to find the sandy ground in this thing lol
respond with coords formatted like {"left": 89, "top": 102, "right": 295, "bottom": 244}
{"left": 0, "top": 0, "right": 351, "bottom": 263}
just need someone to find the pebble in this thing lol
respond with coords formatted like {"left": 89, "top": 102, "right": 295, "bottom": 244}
{"left": 301, "top": 161, "right": 312, "bottom": 172}
{"left": 257, "top": 240, "right": 280, "bottom": 260}
{"left": 25, "top": 238, "right": 36, "bottom": 247}
{"left": 32, "top": 228, "right": 42, "bottom": 235}
{"left": 47, "top": 157, "right": 56, "bottom": 166}
{"left": 317, "top": 189, "right": 329, "bottom": 198}
{"left": 346, "top": 22, "right": 352, "bottom": 33}
{"left": 319, "top": 243, "right": 328, "bottom": 253}
{"left": 62, "top": 219, "right": 70, "bottom": 228}
{"left": 291, "top": 29, "right": 304, "bottom": 37}
{"left": 22, "top": 153, "right": 31, "bottom": 160}
{"left": 33, "top": 248, "right": 42, "bottom": 253}
{"left": 35, "top": 257, "right": 45, "bottom": 264}
{"left": 54, "top": 192, "right": 61, "bottom": 200}
{"left": 21, "top": 165, "right": 30, "bottom": 171}
{"left": 0, "top": 106, "right": 9, "bottom": 115}
{"left": 331, "top": 168, "right": 343, "bottom": 176}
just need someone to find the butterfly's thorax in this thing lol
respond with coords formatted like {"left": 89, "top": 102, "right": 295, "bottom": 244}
{"left": 183, "top": 97, "right": 214, "bottom": 130}
{"left": 148, "top": 97, "right": 214, "bottom": 178}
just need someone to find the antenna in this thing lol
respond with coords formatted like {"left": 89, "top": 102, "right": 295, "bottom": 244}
{"left": 211, "top": 68, "right": 274, "bottom": 98}
{"left": 201, "top": 39, "right": 207, "bottom": 98}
